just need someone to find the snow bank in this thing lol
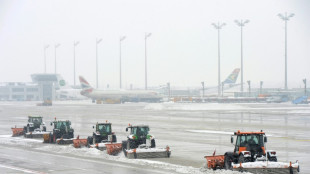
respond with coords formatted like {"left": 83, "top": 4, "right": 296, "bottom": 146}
{"left": 233, "top": 161, "right": 299, "bottom": 168}
{"left": 126, "top": 147, "right": 168, "bottom": 153}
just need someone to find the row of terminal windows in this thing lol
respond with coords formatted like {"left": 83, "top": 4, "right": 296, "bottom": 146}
{"left": 10, "top": 88, "right": 38, "bottom": 92}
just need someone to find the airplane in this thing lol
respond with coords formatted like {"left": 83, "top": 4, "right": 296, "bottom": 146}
{"left": 79, "top": 76, "right": 162, "bottom": 103}
{"left": 202, "top": 68, "right": 241, "bottom": 94}
{"left": 55, "top": 76, "right": 87, "bottom": 100}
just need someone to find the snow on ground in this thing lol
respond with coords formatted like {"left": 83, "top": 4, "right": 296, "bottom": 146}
{"left": 0, "top": 135, "right": 249, "bottom": 174}
{"left": 186, "top": 130, "right": 233, "bottom": 135}
{"left": 144, "top": 103, "right": 310, "bottom": 113}
{"left": 144, "top": 103, "right": 249, "bottom": 111}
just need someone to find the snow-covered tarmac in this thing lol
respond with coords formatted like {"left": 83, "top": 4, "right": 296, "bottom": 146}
{"left": 0, "top": 101, "right": 309, "bottom": 173}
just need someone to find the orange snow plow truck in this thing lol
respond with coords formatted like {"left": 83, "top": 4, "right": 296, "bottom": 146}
{"left": 204, "top": 130, "right": 300, "bottom": 173}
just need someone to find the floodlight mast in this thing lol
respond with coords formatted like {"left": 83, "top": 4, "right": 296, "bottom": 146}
{"left": 96, "top": 38, "right": 102, "bottom": 88}
{"left": 54, "top": 43, "right": 61, "bottom": 74}
{"left": 44, "top": 45, "right": 49, "bottom": 73}
{"left": 278, "top": 12, "right": 294, "bottom": 90}
{"left": 145, "top": 33, "right": 152, "bottom": 90}
{"left": 212, "top": 22, "right": 226, "bottom": 97}
{"left": 73, "top": 41, "right": 79, "bottom": 86}
{"left": 119, "top": 36, "right": 126, "bottom": 89}
{"left": 234, "top": 19, "right": 250, "bottom": 93}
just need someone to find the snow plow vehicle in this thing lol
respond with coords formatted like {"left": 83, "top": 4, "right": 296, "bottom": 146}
{"left": 204, "top": 130, "right": 300, "bottom": 173}
{"left": 11, "top": 116, "right": 49, "bottom": 138}
{"left": 73, "top": 121, "right": 122, "bottom": 155}
{"left": 43, "top": 119, "right": 74, "bottom": 144}
{"left": 87, "top": 122, "right": 117, "bottom": 146}
{"left": 122, "top": 124, "right": 171, "bottom": 159}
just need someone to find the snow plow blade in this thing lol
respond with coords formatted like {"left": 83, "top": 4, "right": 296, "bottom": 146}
{"left": 105, "top": 143, "right": 122, "bottom": 155}
{"left": 25, "top": 131, "right": 50, "bottom": 138}
{"left": 204, "top": 155, "right": 225, "bottom": 169}
{"left": 11, "top": 127, "right": 24, "bottom": 137}
{"left": 89, "top": 143, "right": 107, "bottom": 151}
{"left": 56, "top": 138, "right": 73, "bottom": 145}
{"left": 126, "top": 146, "right": 171, "bottom": 159}
{"left": 73, "top": 138, "right": 88, "bottom": 148}
{"left": 232, "top": 161, "right": 300, "bottom": 174}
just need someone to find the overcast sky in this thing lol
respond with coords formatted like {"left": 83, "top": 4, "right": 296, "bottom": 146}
{"left": 0, "top": 0, "right": 309, "bottom": 89}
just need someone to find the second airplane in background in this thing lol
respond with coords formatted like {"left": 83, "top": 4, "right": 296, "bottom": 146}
{"left": 79, "top": 76, "right": 162, "bottom": 103}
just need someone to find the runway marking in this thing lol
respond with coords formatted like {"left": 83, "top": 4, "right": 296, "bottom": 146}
{"left": 0, "top": 164, "right": 46, "bottom": 174}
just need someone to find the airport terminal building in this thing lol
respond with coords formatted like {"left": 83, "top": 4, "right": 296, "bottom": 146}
{"left": 0, "top": 74, "right": 62, "bottom": 101}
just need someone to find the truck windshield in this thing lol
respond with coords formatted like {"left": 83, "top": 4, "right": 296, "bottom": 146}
{"left": 132, "top": 127, "right": 149, "bottom": 136}
{"left": 98, "top": 124, "right": 111, "bottom": 133}
{"left": 29, "top": 117, "right": 42, "bottom": 123}
{"left": 237, "top": 134, "right": 264, "bottom": 147}
{"left": 55, "top": 122, "right": 68, "bottom": 129}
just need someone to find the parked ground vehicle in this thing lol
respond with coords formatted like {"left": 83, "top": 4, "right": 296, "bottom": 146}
{"left": 204, "top": 130, "right": 299, "bottom": 173}
{"left": 43, "top": 119, "right": 74, "bottom": 144}
{"left": 122, "top": 124, "right": 170, "bottom": 159}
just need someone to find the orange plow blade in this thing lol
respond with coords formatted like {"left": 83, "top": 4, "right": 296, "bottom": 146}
{"left": 73, "top": 138, "right": 88, "bottom": 148}
{"left": 105, "top": 143, "right": 122, "bottom": 155}
{"left": 11, "top": 127, "right": 24, "bottom": 137}
{"left": 204, "top": 155, "right": 225, "bottom": 169}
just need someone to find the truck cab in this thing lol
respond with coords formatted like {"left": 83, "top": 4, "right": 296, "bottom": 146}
{"left": 91, "top": 122, "right": 116, "bottom": 144}
{"left": 24, "top": 116, "right": 46, "bottom": 133}
{"left": 51, "top": 120, "right": 74, "bottom": 140}
{"left": 230, "top": 130, "right": 276, "bottom": 163}
{"left": 124, "top": 125, "right": 155, "bottom": 149}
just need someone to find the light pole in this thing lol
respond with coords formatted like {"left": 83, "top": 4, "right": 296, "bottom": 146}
{"left": 145, "top": 33, "right": 152, "bottom": 90}
{"left": 278, "top": 12, "right": 294, "bottom": 90}
{"left": 303, "top": 79, "right": 307, "bottom": 96}
{"left": 96, "top": 38, "right": 102, "bottom": 88}
{"left": 167, "top": 82, "right": 171, "bottom": 99}
{"left": 201, "top": 82, "right": 205, "bottom": 99}
{"left": 44, "top": 45, "right": 49, "bottom": 73}
{"left": 54, "top": 43, "right": 61, "bottom": 74}
{"left": 222, "top": 82, "right": 224, "bottom": 97}
{"left": 234, "top": 19, "right": 250, "bottom": 93}
{"left": 260, "top": 81, "right": 263, "bottom": 95}
{"left": 212, "top": 22, "right": 226, "bottom": 97}
{"left": 247, "top": 80, "right": 251, "bottom": 97}
{"left": 119, "top": 36, "right": 126, "bottom": 89}
{"left": 73, "top": 41, "right": 79, "bottom": 86}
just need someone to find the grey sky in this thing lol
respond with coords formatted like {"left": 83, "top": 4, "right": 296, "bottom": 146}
{"left": 0, "top": 0, "right": 309, "bottom": 89}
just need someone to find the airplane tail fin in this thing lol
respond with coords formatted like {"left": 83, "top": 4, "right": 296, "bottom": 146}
{"left": 79, "top": 76, "right": 93, "bottom": 90}
{"left": 223, "top": 68, "right": 240, "bottom": 84}
{"left": 55, "top": 75, "right": 68, "bottom": 89}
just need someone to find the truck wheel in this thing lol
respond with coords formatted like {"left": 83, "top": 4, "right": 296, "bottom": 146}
{"left": 151, "top": 139, "right": 156, "bottom": 148}
{"left": 238, "top": 154, "right": 245, "bottom": 163}
{"left": 112, "top": 135, "right": 117, "bottom": 142}
{"left": 87, "top": 136, "right": 93, "bottom": 147}
{"left": 269, "top": 157, "right": 277, "bottom": 162}
{"left": 224, "top": 155, "right": 232, "bottom": 170}
{"left": 127, "top": 139, "right": 136, "bottom": 149}
{"left": 122, "top": 141, "right": 127, "bottom": 157}
{"left": 93, "top": 136, "right": 96, "bottom": 145}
